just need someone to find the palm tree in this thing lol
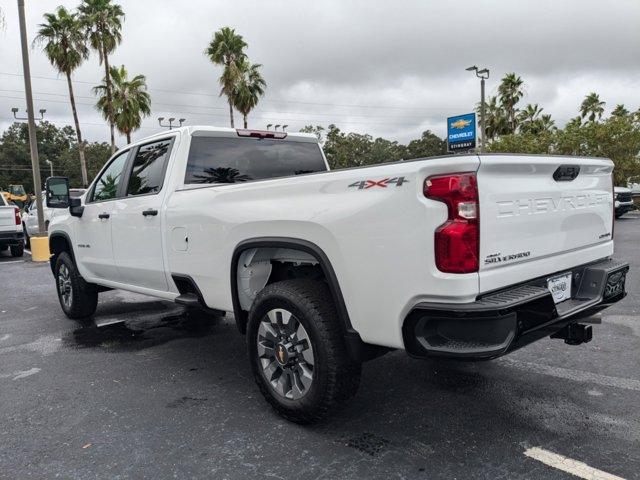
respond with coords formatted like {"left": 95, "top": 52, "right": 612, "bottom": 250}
{"left": 94, "top": 65, "right": 151, "bottom": 144}
{"left": 204, "top": 27, "right": 247, "bottom": 128}
{"left": 78, "top": 0, "right": 125, "bottom": 154}
{"left": 538, "top": 114, "right": 556, "bottom": 134}
{"left": 35, "top": 7, "right": 90, "bottom": 187}
{"left": 517, "top": 103, "right": 543, "bottom": 133}
{"left": 580, "top": 92, "right": 605, "bottom": 122}
{"left": 611, "top": 104, "right": 629, "bottom": 118}
{"left": 193, "top": 167, "right": 251, "bottom": 184}
{"left": 482, "top": 95, "right": 509, "bottom": 141}
{"left": 498, "top": 73, "right": 524, "bottom": 133}
{"left": 233, "top": 59, "right": 266, "bottom": 128}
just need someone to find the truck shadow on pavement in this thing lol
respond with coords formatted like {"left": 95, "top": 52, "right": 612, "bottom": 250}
{"left": 63, "top": 301, "right": 224, "bottom": 351}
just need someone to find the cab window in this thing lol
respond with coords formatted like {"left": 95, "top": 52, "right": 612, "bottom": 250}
{"left": 126, "top": 139, "right": 172, "bottom": 196}
{"left": 90, "top": 150, "right": 129, "bottom": 202}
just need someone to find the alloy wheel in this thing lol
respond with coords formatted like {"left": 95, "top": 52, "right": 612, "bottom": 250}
{"left": 257, "top": 308, "right": 314, "bottom": 400}
{"left": 57, "top": 264, "right": 73, "bottom": 309}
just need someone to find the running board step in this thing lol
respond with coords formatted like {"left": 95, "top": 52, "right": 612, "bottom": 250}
{"left": 175, "top": 293, "right": 201, "bottom": 307}
{"left": 175, "top": 293, "right": 225, "bottom": 316}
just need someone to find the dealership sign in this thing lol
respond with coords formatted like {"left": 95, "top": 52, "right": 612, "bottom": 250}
{"left": 447, "top": 113, "right": 476, "bottom": 152}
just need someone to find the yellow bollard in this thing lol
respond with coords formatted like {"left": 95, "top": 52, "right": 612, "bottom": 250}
{"left": 30, "top": 236, "right": 50, "bottom": 262}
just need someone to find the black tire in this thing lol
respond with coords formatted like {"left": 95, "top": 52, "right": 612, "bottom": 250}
{"left": 54, "top": 252, "right": 98, "bottom": 320}
{"left": 10, "top": 243, "right": 23, "bottom": 257}
{"left": 22, "top": 224, "right": 30, "bottom": 248}
{"left": 246, "top": 279, "right": 361, "bottom": 424}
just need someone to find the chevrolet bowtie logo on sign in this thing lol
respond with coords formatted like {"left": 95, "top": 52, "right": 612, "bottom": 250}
{"left": 447, "top": 113, "right": 476, "bottom": 153}
{"left": 451, "top": 118, "right": 472, "bottom": 130}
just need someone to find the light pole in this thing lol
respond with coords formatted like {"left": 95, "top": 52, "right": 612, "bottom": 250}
{"left": 17, "top": 0, "right": 46, "bottom": 240}
{"left": 466, "top": 65, "right": 490, "bottom": 153}
{"left": 45, "top": 160, "right": 53, "bottom": 178}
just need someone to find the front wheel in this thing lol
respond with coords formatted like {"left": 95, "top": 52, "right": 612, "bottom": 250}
{"left": 54, "top": 252, "right": 98, "bottom": 320}
{"left": 246, "top": 279, "right": 361, "bottom": 424}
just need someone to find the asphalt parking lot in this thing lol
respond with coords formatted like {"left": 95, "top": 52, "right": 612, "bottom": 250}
{"left": 1, "top": 215, "right": 639, "bottom": 480}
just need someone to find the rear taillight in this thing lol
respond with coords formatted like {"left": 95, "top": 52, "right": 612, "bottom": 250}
{"left": 424, "top": 173, "right": 479, "bottom": 273}
{"left": 14, "top": 206, "right": 21, "bottom": 225}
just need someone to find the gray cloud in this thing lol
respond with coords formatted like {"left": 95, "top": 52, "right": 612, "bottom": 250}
{"left": 1, "top": 0, "right": 639, "bottom": 146}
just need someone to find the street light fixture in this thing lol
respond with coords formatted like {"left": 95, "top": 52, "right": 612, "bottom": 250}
{"left": 11, "top": 107, "right": 46, "bottom": 121}
{"left": 274, "top": 124, "right": 281, "bottom": 131}
{"left": 282, "top": 125, "right": 288, "bottom": 132}
{"left": 266, "top": 124, "right": 273, "bottom": 130}
{"left": 158, "top": 116, "right": 186, "bottom": 130}
{"left": 466, "top": 65, "right": 490, "bottom": 153}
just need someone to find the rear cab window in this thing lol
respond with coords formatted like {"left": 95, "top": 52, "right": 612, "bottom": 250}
{"left": 184, "top": 135, "right": 327, "bottom": 185}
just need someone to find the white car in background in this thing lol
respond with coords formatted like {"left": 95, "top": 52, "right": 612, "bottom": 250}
{"left": 22, "top": 189, "right": 85, "bottom": 247}
{"left": 0, "top": 192, "right": 23, "bottom": 257}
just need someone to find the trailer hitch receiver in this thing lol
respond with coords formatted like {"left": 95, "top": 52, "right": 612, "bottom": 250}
{"left": 550, "top": 323, "right": 593, "bottom": 345}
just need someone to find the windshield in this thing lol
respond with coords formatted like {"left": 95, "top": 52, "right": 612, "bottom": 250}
{"left": 10, "top": 185, "right": 26, "bottom": 196}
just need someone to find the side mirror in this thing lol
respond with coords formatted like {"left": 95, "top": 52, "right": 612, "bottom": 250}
{"left": 69, "top": 197, "right": 84, "bottom": 218}
{"left": 45, "top": 177, "right": 70, "bottom": 209}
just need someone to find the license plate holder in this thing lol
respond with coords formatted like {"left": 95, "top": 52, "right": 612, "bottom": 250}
{"left": 547, "top": 272, "right": 572, "bottom": 304}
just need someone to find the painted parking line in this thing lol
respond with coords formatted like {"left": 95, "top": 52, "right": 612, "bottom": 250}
{"left": 524, "top": 447, "right": 625, "bottom": 480}
{"left": 24, "top": 249, "right": 31, "bottom": 255}
{"left": 0, "top": 367, "right": 41, "bottom": 381}
{"left": 0, "top": 260, "right": 25, "bottom": 265}
{"left": 499, "top": 358, "right": 640, "bottom": 392}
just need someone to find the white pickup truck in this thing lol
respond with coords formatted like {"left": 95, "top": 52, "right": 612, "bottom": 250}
{"left": 0, "top": 192, "right": 24, "bottom": 257}
{"left": 45, "top": 126, "right": 629, "bottom": 423}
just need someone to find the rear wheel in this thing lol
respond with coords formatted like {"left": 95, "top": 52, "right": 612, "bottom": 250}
{"left": 10, "top": 243, "right": 23, "bottom": 257}
{"left": 246, "top": 279, "right": 361, "bottom": 424}
{"left": 54, "top": 252, "right": 98, "bottom": 320}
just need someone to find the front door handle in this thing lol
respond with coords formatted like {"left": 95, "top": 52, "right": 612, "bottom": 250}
{"left": 98, "top": 213, "right": 110, "bottom": 219}
{"left": 142, "top": 209, "right": 158, "bottom": 217}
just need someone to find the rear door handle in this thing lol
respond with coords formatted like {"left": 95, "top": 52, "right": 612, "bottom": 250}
{"left": 98, "top": 213, "right": 110, "bottom": 219}
{"left": 142, "top": 209, "right": 158, "bottom": 217}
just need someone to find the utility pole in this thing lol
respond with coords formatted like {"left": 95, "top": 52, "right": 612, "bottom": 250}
{"left": 466, "top": 66, "right": 490, "bottom": 153}
{"left": 17, "top": 0, "right": 45, "bottom": 237}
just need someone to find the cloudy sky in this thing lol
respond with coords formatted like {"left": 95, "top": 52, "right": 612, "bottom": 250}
{"left": 1, "top": 0, "right": 639, "bottom": 146}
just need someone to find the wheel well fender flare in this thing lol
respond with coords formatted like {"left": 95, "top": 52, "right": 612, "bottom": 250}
{"left": 48, "top": 231, "right": 75, "bottom": 274}
{"left": 230, "top": 237, "right": 354, "bottom": 335}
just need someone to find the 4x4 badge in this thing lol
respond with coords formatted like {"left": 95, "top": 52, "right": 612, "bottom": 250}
{"left": 348, "top": 177, "right": 408, "bottom": 190}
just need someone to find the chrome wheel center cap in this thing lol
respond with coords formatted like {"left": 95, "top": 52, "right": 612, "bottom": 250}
{"left": 275, "top": 342, "right": 292, "bottom": 366}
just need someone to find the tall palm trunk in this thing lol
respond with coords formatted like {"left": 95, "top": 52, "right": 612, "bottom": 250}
{"left": 66, "top": 71, "right": 88, "bottom": 187}
{"left": 228, "top": 99, "right": 235, "bottom": 128}
{"left": 126, "top": 131, "right": 131, "bottom": 144}
{"left": 102, "top": 45, "right": 116, "bottom": 153}
{"left": 243, "top": 114, "right": 248, "bottom": 129}
{"left": 225, "top": 59, "right": 235, "bottom": 128}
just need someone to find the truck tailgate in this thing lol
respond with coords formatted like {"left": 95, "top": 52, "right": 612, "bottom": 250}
{"left": 476, "top": 155, "right": 614, "bottom": 293}
{"left": 0, "top": 206, "right": 16, "bottom": 229}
